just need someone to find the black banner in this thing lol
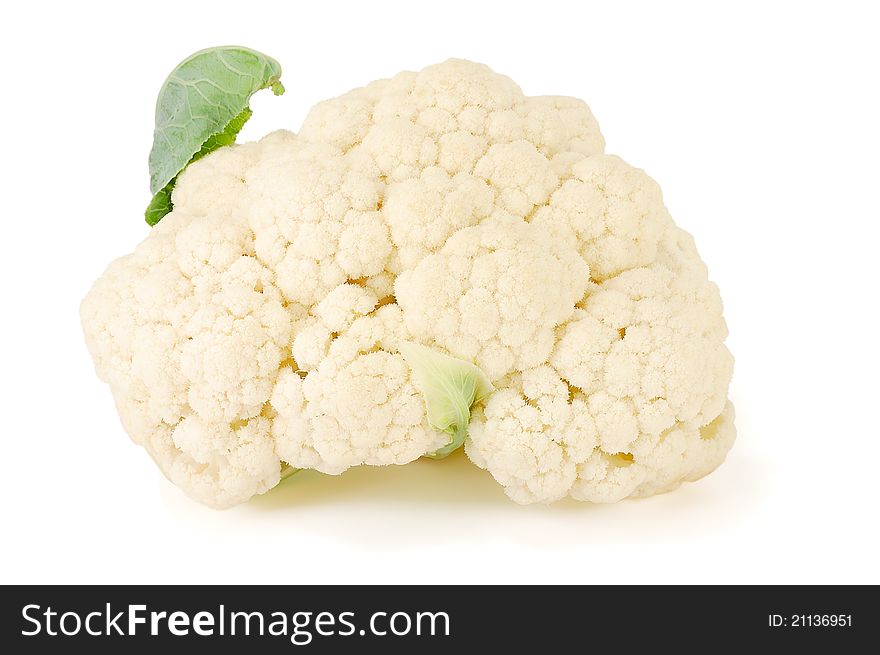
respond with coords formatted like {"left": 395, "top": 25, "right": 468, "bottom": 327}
{"left": 1, "top": 585, "right": 871, "bottom": 651}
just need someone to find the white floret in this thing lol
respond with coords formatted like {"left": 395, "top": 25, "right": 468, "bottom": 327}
{"left": 81, "top": 145, "right": 295, "bottom": 509}
{"left": 466, "top": 367, "right": 597, "bottom": 503}
{"left": 246, "top": 142, "right": 391, "bottom": 306}
{"left": 466, "top": 224, "right": 735, "bottom": 503}
{"left": 291, "top": 283, "right": 379, "bottom": 369}
{"left": 473, "top": 141, "right": 559, "bottom": 217}
{"left": 272, "top": 306, "right": 446, "bottom": 473}
{"left": 395, "top": 214, "right": 590, "bottom": 381}
{"left": 532, "top": 155, "right": 671, "bottom": 280}
{"left": 384, "top": 167, "right": 494, "bottom": 271}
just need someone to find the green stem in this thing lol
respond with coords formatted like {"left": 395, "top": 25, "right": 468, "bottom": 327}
{"left": 279, "top": 464, "right": 299, "bottom": 481}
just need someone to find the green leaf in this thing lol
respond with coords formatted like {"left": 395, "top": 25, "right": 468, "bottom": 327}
{"left": 144, "top": 184, "right": 173, "bottom": 226}
{"left": 398, "top": 341, "right": 495, "bottom": 459}
{"left": 145, "top": 46, "right": 284, "bottom": 225}
{"left": 191, "top": 106, "right": 253, "bottom": 163}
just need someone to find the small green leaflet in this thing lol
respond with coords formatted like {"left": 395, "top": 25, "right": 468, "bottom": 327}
{"left": 144, "top": 185, "right": 173, "bottom": 227}
{"left": 145, "top": 46, "right": 284, "bottom": 225}
{"left": 398, "top": 341, "right": 495, "bottom": 459}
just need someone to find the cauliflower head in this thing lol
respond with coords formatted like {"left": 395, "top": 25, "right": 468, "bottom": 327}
{"left": 82, "top": 58, "right": 734, "bottom": 508}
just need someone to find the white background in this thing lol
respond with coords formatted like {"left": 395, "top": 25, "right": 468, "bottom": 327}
{"left": 1, "top": 0, "right": 877, "bottom": 585}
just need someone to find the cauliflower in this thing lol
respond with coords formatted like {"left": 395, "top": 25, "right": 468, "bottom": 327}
{"left": 82, "top": 53, "right": 734, "bottom": 508}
